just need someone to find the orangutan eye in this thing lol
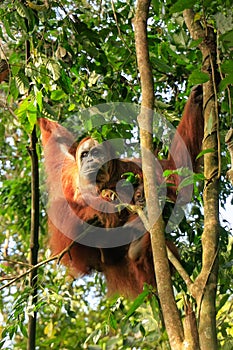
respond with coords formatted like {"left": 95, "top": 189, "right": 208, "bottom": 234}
{"left": 80, "top": 151, "right": 89, "bottom": 159}
{"left": 92, "top": 149, "right": 101, "bottom": 157}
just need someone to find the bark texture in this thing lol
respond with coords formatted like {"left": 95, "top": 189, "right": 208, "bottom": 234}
{"left": 134, "top": 1, "right": 184, "bottom": 348}
{"left": 184, "top": 9, "right": 220, "bottom": 350}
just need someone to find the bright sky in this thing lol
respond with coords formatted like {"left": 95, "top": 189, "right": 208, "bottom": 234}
{"left": 220, "top": 195, "right": 233, "bottom": 233}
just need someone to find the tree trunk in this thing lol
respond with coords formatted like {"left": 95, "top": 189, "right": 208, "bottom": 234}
{"left": 134, "top": 1, "right": 184, "bottom": 348}
{"left": 184, "top": 9, "right": 220, "bottom": 350}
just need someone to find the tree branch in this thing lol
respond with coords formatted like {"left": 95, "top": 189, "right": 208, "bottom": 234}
{"left": 27, "top": 126, "right": 40, "bottom": 350}
{"left": 0, "top": 244, "right": 75, "bottom": 292}
{"left": 166, "top": 247, "right": 193, "bottom": 292}
{"left": 134, "top": 1, "right": 184, "bottom": 348}
{"left": 184, "top": 9, "right": 220, "bottom": 350}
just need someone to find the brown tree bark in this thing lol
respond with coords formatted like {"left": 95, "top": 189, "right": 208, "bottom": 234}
{"left": 134, "top": 1, "right": 184, "bottom": 348}
{"left": 27, "top": 126, "right": 40, "bottom": 350}
{"left": 24, "top": 16, "right": 40, "bottom": 349}
{"left": 184, "top": 9, "right": 220, "bottom": 350}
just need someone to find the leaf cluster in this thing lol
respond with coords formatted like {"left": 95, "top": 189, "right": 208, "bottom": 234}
{"left": 0, "top": 0, "right": 232, "bottom": 348}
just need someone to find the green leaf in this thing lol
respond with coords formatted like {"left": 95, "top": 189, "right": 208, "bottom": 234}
{"left": 47, "top": 60, "right": 61, "bottom": 80}
{"left": 189, "top": 70, "right": 209, "bottom": 84}
{"left": 121, "top": 172, "right": 141, "bottom": 185}
{"left": 196, "top": 148, "right": 215, "bottom": 159}
{"left": 15, "top": 98, "right": 37, "bottom": 133}
{"left": 193, "top": 173, "right": 205, "bottom": 182}
{"left": 109, "top": 312, "right": 117, "bottom": 330}
{"left": 170, "top": 0, "right": 196, "bottom": 13}
{"left": 139, "top": 324, "right": 146, "bottom": 336}
{"left": 217, "top": 294, "right": 230, "bottom": 312}
{"left": 16, "top": 2, "right": 29, "bottom": 18}
{"left": 219, "top": 74, "right": 233, "bottom": 91}
{"left": 42, "top": 101, "right": 58, "bottom": 118}
{"left": 19, "top": 322, "right": 28, "bottom": 338}
{"left": 0, "top": 123, "right": 5, "bottom": 138}
{"left": 149, "top": 293, "right": 160, "bottom": 319}
{"left": 189, "top": 38, "right": 203, "bottom": 48}
{"left": 9, "top": 78, "right": 19, "bottom": 99}
{"left": 93, "top": 329, "right": 102, "bottom": 344}
{"left": 36, "top": 90, "right": 43, "bottom": 112}
{"left": 220, "top": 30, "right": 233, "bottom": 47}
{"left": 221, "top": 60, "right": 233, "bottom": 75}
{"left": 83, "top": 118, "right": 94, "bottom": 132}
{"left": 178, "top": 175, "right": 194, "bottom": 190}
{"left": 178, "top": 172, "right": 205, "bottom": 191}
{"left": 101, "top": 124, "right": 111, "bottom": 138}
{"left": 26, "top": 102, "right": 37, "bottom": 127}
{"left": 173, "top": 30, "right": 188, "bottom": 47}
{"left": 163, "top": 169, "right": 175, "bottom": 178}
{"left": 152, "top": 0, "right": 160, "bottom": 15}
{"left": 50, "top": 90, "right": 67, "bottom": 101}
{"left": 92, "top": 114, "right": 106, "bottom": 128}
{"left": 151, "top": 57, "right": 175, "bottom": 74}
{"left": 164, "top": 167, "right": 195, "bottom": 179}
{"left": 2, "top": 18, "right": 15, "bottom": 40}
{"left": 124, "top": 290, "right": 149, "bottom": 319}
{"left": 59, "top": 69, "right": 73, "bottom": 94}
{"left": 68, "top": 103, "right": 76, "bottom": 111}
{"left": 15, "top": 72, "right": 30, "bottom": 94}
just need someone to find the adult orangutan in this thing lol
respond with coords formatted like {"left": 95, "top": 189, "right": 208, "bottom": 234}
{"left": 39, "top": 85, "right": 204, "bottom": 298}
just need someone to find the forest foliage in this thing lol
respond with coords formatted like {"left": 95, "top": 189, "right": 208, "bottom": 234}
{"left": 0, "top": 0, "right": 232, "bottom": 349}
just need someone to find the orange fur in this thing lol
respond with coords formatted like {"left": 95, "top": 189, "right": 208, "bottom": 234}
{"left": 38, "top": 86, "right": 203, "bottom": 297}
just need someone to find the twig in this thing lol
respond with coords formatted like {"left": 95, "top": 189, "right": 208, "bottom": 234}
{"left": 0, "top": 100, "right": 18, "bottom": 120}
{"left": 57, "top": 241, "right": 75, "bottom": 263}
{"left": 0, "top": 258, "right": 32, "bottom": 268}
{"left": 0, "top": 245, "right": 74, "bottom": 292}
{"left": 110, "top": 0, "right": 132, "bottom": 54}
{"left": 0, "top": 255, "right": 57, "bottom": 291}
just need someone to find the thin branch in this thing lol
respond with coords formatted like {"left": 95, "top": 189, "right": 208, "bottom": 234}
{"left": 0, "top": 258, "right": 32, "bottom": 268}
{"left": 27, "top": 126, "right": 40, "bottom": 350}
{"left": 0, "top": 255, "right": 57, "bottom": 291}
{"left": 0, "top": 244, "right": 74, "bottom": 292}
{"left": 166, "top": 247, "right": 193, "bottom": 291}
{"left": 110, "top": 0, "right": 132, "bottom": 54}
{"left": 0, "top": 100, "right": 18, "bottom": 120}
